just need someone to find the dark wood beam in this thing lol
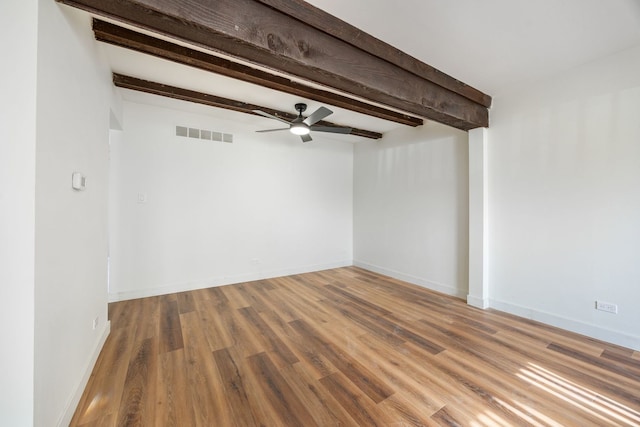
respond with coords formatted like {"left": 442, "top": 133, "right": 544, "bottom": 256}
{"left": 94, "top": 20, "right": 422, "bottom": 128}
{"left": 59, "top": 0, "right": 489, "bottom": 130}
{"left": 113, "top": 73, "right": 383, "bottom": 140}
{"left": 254, "top": 0, "right": 492, "bottom": 108}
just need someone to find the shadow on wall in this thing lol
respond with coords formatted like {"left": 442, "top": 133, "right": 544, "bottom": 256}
{"left": 353, "top": 120, "right": 470, "bottom": 298}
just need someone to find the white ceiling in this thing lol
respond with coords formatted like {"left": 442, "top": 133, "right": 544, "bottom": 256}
{"left": 306, "top": 0, "right": 640, "bottom": 96}
{"left": 101, "top": 0, "right": 640, "bottom": 139}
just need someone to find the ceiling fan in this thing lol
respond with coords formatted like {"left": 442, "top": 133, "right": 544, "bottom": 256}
{"left": 254, "top": 103, "right": 352, "bottom": 142}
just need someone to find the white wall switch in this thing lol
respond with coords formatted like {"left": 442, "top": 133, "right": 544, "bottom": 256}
{"left": 137, "top": 193, "right": 147, "bottom": 204}
{"left": 71, "top": 172, "right": 86, "bottom": 191}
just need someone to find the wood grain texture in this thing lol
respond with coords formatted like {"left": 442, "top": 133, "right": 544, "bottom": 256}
{"left": 253, "top": 0, "right": 492, "bottom": 108}
{"left": 94, "top": 20, "right": 422, "bottom": 128}
{"left": 59, "top": 1, "right": 488, "bottom": 130}
{"left": 112, "top": 73, "right": 384, "bottom": 140}
{"left": 71, "top": 267, "right": 640, "bottom": 426}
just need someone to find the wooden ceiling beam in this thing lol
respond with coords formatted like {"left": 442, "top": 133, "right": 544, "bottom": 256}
{"left": 59, "top": 0, "right": 489, "bottom": 130}
{"left": 113, "top": 73, "right": 383, "bottom": 139}
{"left": 254, "top": 0, "right": 492, "bottom": 108}
{"left": 94, "top": 20, "right": 422, "bottom": 128}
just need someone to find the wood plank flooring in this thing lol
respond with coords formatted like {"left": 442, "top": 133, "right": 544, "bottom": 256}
{"left": 71, "top": 267, "right": 640, "bottom": 426}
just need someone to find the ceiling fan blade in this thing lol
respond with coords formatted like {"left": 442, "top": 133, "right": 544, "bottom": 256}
{"left": 309, "top": 125, "right": 352, "bottom": 134}
{"left": 303, "top": 106, "right": 332, "bottom": 126}
{"left": 253, "top": 110, "right": 291, "bottom": 125}
{"left": 300, "top": 134, "right": 313, "bottom": 143}
{"left": 256, "top": 127, "right": 290, "bottom": 133}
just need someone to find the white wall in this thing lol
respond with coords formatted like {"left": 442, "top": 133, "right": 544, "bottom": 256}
{"left": 488, "top": 44, "right": 640, "bottom": 349}
{"left": 34, "top": 2, "right": 112, "bottom": 425}
{"left": 109, "top": 99, "right": 353, "bottom": 300}
{"left": 353, "top": 123, "right": 469, "bottom": 298}
{"left": 0, "top": 1, "right": 37, "bottom": 425}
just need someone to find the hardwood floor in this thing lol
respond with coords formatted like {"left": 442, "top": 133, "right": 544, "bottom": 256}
{"left": 71, "top": 267, "right": 640, "bottom": 426}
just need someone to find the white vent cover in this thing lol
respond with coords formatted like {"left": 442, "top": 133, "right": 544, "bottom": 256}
{"left": 176, "top": 126, "right": 233, "bottom": 143}
{"left": 176, "top": 126, "right": 188, "bottom": 137}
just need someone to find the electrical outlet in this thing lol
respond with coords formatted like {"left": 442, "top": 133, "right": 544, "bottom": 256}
{"left": 595, "top": 301, "right": 618, "bottom": 314}
{"left": 93, "top": 316, "right": 99, "bottom": 330}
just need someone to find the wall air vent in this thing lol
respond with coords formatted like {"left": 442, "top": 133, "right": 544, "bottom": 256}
{"left": 176, "top": 126, "right": 188, "bottom": 137}
{"left": 176, "top": 125, "right": 233, "bottom": 143}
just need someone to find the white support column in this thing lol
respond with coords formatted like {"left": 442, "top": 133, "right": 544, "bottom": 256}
{"left": 467, "top": 127, "right": 489, "bottom": 309}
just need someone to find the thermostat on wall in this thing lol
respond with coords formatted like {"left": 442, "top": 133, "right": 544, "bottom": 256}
{"left": 72, "top": 172, "right": 86, "bottom": 191}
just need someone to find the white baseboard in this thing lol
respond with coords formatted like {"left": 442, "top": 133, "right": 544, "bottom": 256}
{"left": 109, "top": 260, "right": 353, "bottom": 302}
{"left": 353, "top": 260, "right": 467, "bottom": 299}
{"left": 467, "top": 294, "right": 489, "bottom": 309}
{"left": 490, "top": 298, "right": 640, "bottom": 351}
{"left": 57, "top": 321, "right": 111, "bottom": 427}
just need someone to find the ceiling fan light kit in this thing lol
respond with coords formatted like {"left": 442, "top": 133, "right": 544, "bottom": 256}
{"left": 290, "top": 124, "right": 310, "bottom": 135}
{"left": 254, "top": 103, "right": 352, "bottom": 142}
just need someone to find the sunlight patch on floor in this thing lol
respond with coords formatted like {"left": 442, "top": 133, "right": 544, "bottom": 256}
{"left": 518, "top": 363, "right": 640, "bottom": 426}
